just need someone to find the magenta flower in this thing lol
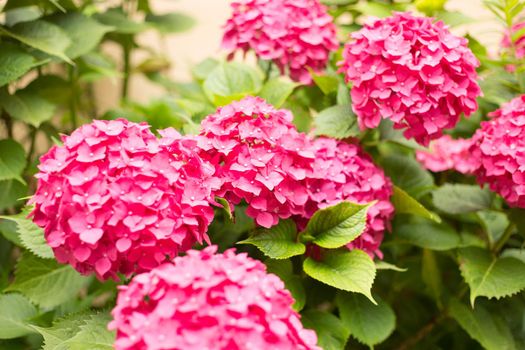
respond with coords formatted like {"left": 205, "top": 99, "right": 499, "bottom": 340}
{"left": 222, "top": 0, "right": 339, "bottom": 83}
{"left": 302, "top": 138, "right": 395, "bottom": 257}
{"left": 339, "top": 12, "right": 481, "bottom": 146}
{"left": 416, "top": 135, "right": 479, "bottom": 174}
{"left": 30, "top": 120, "right": 220, "bottom": 280}
{"left": 198, "top": 96, "right": 314, "bottom": 228}
{"left": 470, "top": 95, "right": 525, "bottom": 208}
{"left": 109, "top": 246, "right": 319, "bottom": 350}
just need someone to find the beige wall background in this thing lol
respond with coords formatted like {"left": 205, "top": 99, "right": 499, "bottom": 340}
{"left": 96, "top": 0, "right": 502, "bottom": 112}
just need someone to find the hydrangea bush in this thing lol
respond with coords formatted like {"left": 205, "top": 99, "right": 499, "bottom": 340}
{"left": 2, "top": 0, "right": 525, "bottom": 350}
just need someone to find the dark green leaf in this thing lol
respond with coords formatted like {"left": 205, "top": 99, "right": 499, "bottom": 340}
{"left": 0, "top": 180, "right": 27, "bottom": 211}
{"left": 394, "top": 217, "right": 460, "bottom": 250}
{"left": 0, "top": 139, "right": 26, "bottom": 182}
{"left": 301, "top": 310, "right": 349, "bottom": 350}
{"left": 391, "top": 186, "right": 441, "bottom": 222}
{"left": 0, "top": 43, "right": 37, "bottom": 86}
{"left": 433, "top": 184, "right": 494, "bottom": 214}
{"left": 265, "top": 259, "right": 306, "bottom": 311}
{"left": 0, "top": 89, "right": 56, "bottom": 127}
{"left": 336, "top": 292, "right": 395, "bottom": 346}
{"left": 0, "top": 293, "right": 37, "bottom": 339}
{"left": 381, "top": 154, "right": 434, "bottom": 199}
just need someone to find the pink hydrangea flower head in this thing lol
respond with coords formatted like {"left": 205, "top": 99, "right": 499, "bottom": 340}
{"left": 416, "top": 135, "right": 480, "bottom": 174}
{"left": 30, "top": 119, "right": 220, "bottom": 280}
{"left": 502, "top": 21, "right": 525, "bottom": 60}
{"left": 339, "top": 12, "right": 482, "bottom": 146}
{"left": 109, "top": 246, "right": 320, "bottom": 350}
{"left": 198, "top": 96, "right": 315, "bottom": 228}
{"left": 222, "top": 0, "right": 339, "bottom": 83}
{"left": 470, "top": 95, "right": 525, "bottom": 208}
{"left": 302, "top": 138, "right": 395, "bottom": 257}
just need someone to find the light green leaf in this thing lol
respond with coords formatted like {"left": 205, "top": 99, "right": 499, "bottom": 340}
{"left": 305, "top": 201, "right": 372, "bottom": 249}
{"left": 381, "top": 154, "right": 434, "bottom": 199}
{"left": 449, "top": 298, "right": 516, "bottom": 350}
{"left": 203, "top": 62, "right": 263, "bottom": 106}
{"left": 309, "top": 70, "right": 339, "bottom": 95}
{"left": 477, "top": 210, "right": 509, "bottom": 244}
{"left": 0, "top": 89, "right": 56, "bottom": 127}
{"left": 48, "top": 13, "right": 113, "bottom": 59}
{"left": 458, "top": 247, "right": 525, "bottom": 306}
{"left": 392, "top": 186, "right": 441, "bottom": 223}
{"left": 434, "top": 10, "right": 475, "bottom": 27}
{"left": 192, "top": 58, "right": 219, "bottom": 81}
{"left": 0, "top": 208, "right": 53, "bottom": 259}
{"left": 146, "top": 13, "right": 195, "bottom": 34}
{"left": 301, "top": 310, "right": 349, "bottom": 350}
{"left": 375, "top": 261, "right": 407, "bottom": 272}
{"left": 0, "top": 293, "right": 37, "bottom": 339}
{"left": 336, "top": 292, "right": 395, "bottom": 346}
{"left": 501, "top": 248, "right": 525, "bottom": 264}
{"left": 77, "top": 52, "right": 120, "bottom": 82}
{"left": 0, "top": 139, "right": 26, "bottom": 182}
{"left": 215, "top": 197, "right": 233, "bottom": 221}
{"left": 433, "top": 184, "right": 493, "bottom": 214}
{"left": 265, "top": 259, "right": 306, "bottom": 311}
{"left": 313, "top": 104, "right": 360, "bottom": 139}
{"left": 94, "top": 9, "right": 149, "bottom": 34}
{"left": 336, "top": 83, "right": 351, "bottom": 106}
{"left": 303, "top": 249, "right": 376, "bottom": 303}
{"left": 394, "top": 217, "right": 460, "bottom": 250}
{"left": 0, "top": 43, "right": 37, "bottom": 86}
{"left": 61, "top": 313, "right": 114, "bottom": 350}
{"left": 32, "top": 312, "right": 87, "bottom": 350}
{"left": 258, "top": 77, "right": 298, "bottom": 108}
{"left": 238, "top": 220, "right": 305, "bottom": 259}
{"left": 5, "top": 6, "right": 42, "bottom": 27}
{"left": 0, "top": 217, "right": 22, "bottom": 245}
{"left": 7, "top": 253, "right": 90, "bottom": 309}
{"left": 0, "top": 19, "right": 72, "bottom": 63}
{"left": 0, "top": 180, "right": 27, "bottom": 211}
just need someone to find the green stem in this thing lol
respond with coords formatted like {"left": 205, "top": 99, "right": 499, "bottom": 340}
{"left": 26, "top": 126, "right": 37, "bottom": 168}
{"left": 68, "top": 65, "right": 78, "bottom": 129}
{"left": 493, "top": 222, "right": 516, "bottom": 253}
{"left": 122, "top": 40, "right": 132, "bottom": 99}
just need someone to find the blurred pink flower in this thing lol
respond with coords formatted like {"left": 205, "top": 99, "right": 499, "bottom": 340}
{"left": 198, "top": 96, "right": 315, "bottom": 228}
{"left": 416, "top": 135, "right": 479, "bottom": 174}
{"left": 109, "top": 246, "right": 319, "bottom": 350}
{"left": 339, "top": 12, "right": 481, "bottom": 146}
{"left": 502, "top": 21, "right": 525, "bottom": 60}
{"left": 301, "top": 138, "right": 395, "bottom": 258}
{"left": 222, "top": 0, "right": 339, "bottom": 83}
{"left": 30, "top": 120, "right": 220, "bottom": 280}
{"left": 470, "top": 95, "right": 525, "bottom": 208}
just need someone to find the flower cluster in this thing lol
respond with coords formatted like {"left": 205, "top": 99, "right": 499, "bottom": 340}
{"left": 416, "top": 135, "right": 479, "bottom": 174}
{"left": 470, "top": 95, "right": 525, "bottom": 208}
{"left": 339, "top": 12, "right": 481, "bottom": 146}
{"left": 30, "top": 120, "right": 219, "bottom": 280}
{"left": 221, "top": 0, "right": 338, "bottom": 84}
{"left": 197, "top": 96, "right": 315, "bottom": 228}
{"left": 109, "top": 246, "right": 319, "bottom": 350}
{"left": 303, "top": 138, "right": 395, "bottom": 257}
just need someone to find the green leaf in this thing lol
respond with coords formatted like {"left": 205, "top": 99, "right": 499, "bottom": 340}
{"left": 94, "top": 9, "right": 148, "bottom": 34}
{"left": 375, "top": 261, "right": 407, "bottom": 272}
{"left": 238, "top": 220, "right": 305, "bottom": 259}
{"left": 265, "top": 259, "right": 306, "bottom": 311}
{"left": 0, "top": 293, "right": 37, "bottom": 339}
{"left": 449, "top": 298, "right": 516, "bottom": 350}
{"left": 0, "top": 19, "right": 72, "bottom": 63}
{"left": 0, "top": 139, "right": 26, "bottom": 182}
{"left": 309, "top": 70, "right": 339, "bottom": 95}
{"left": 0, "top": 208, "right": 54, "bottom": 259}
{"left": 146, "top": 13, "right": 195, "bottom": 34}
{"left": 313, "top": 104, "right": 360, "bottom": 139}
{"left": 458, "top": 247, "right": 525, "bottom": 306}
{"left": 4, "top": 6, "right": 42, "bottom": 27}
{"left": 0, "top": 180, "right": 27, "bottom": 211}
{"left": 215, "top": 197, "right": 233, "bottom": 221}
{"left": 48, "top": 13, "right": 113, "bottom": 59}
{"left": 394, "top": 217, "right": 460, "bottom": 250}
{"left": 0, "top": 217, "right": 22, "bottom": 245}
{"left": 192, "top": 58, "right": 219, "bottom": 81}
{"left": 303, "top": 249, "right": 376, "bottom": 303}
{"left": 391, "top": 186, "right": 441, "bottom": 222}
{"left": 203, "top": 62, "right": 263, "bottom": 106}
{"left": 0, "top": 89, "right": 56, "bottom": 127}
{"left": 433, "top": 184, "right": 494, "bottom": 214}
{"left": 422, "top": 249, "right": 443, "bottom": 304}
{"left": 305, "top": 201, "right": 372, "bottom": 249}
{"left": 258, "top": 77, "right": 298, "bottom": 108}
{"left": 24, "top": 74, "right": 71, "bottom": 105}
{"left": 0, "top": 43, "right": 37, "bottom": 86}
{"left": 77, "top": 52, "right": 120, "bottom": 82}
{"left": 501, "top": 248, "right": 525, "bottom": 264}
{"left": 477, "top": 210, "right": 509, "bottom": 244}
{"left": 301, "top": 310, "right": 349, "bottom": 350}
{"left": 32, "top": 312, "right": 87, "bottom": 350}
{"left": 7, "top": 253, "right": 90, "bottom": 309}
{"left": 434, "top": 10, "right": 475, "bottom": 27}
{"left": 61, "top": 313, "right": 114, "bottom": 349}
{"left": 381, "top": 154, "right": 434, "bottom": 199}
{"left": 336, "top": 292, "right": 395, "bottom": 346}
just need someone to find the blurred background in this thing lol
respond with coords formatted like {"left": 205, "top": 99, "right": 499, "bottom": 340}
{"left": 99, "top": 0, "right": 500, "bottom": 111}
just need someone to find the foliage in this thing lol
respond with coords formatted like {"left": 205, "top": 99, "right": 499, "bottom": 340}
{"left": 1, "top": 0, "right": 525, "bottom": 349}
